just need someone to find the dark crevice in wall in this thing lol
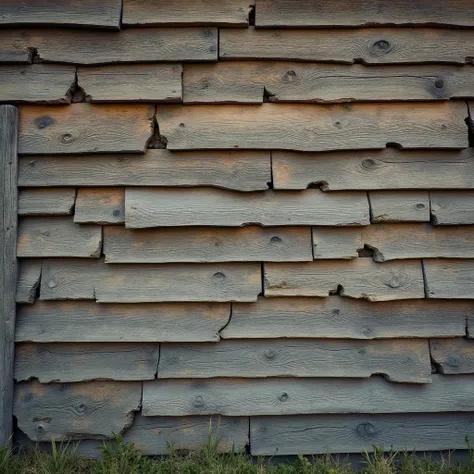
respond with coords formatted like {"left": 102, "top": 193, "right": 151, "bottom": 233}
{"left": 329, "top": 284, "right": 344, "bottom": 296}
{"left": 66, "top": 68, "right": 89, "bottom": 103}
{"left": 466, "top": 101, "right": 474, "bottom": 146}
{"left": 267, "top": 151, "right": 274, "bottom": 189}
{"left": 421, "top": 259, "right": 429, "bottom": 299}
{"left": 28, "top": 47, "right": 40, "bottom": 64}
{"left": 428, "top": 339, "right": 443, "bottom": 374}
{"left": 466, "top": 317, "right": 470, "bottom": 338}
{"left": 259, "top": 262, "right": 265, "bottom": 296}
{"left": 248, "top": 3, "right": 255, "bottom": 26}
{"left": 147, "top": 106, "right": 168, "bottom": 149}
{"left": 357, "top": 244, "right": 375, "bottom": 258}
{"left": 310, "top": 226, "right": 316, "bottom": 260}
{"left": 306, "top": 181, "right": 329, "bottom": 191}
{"left": 217, "top": 304, "right": 233, "bottom": 340}
{"left": 263, "top": 87, "right": 276, "bottom": 103}
{"left": 154, "top": 344, "right": 161, "bottom": 379}
{"left": 119, "top": 0, "right": 125, "bottom": 28}
{"left": 246, "top": 417, "right": 252, "bottom": 455}
{"left": 366, "top": 191, "right": 374, "bottom": 223}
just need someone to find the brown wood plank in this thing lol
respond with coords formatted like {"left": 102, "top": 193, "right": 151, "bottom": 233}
{"left": 16, "top": 259, "right": 41, "bottom": 304}
{"left": 158, "top": 103, "right": 468, "bottom": 151}
{"left": 313, "top": 228, "right": 362, "bottom": 259}
{"left": 430, "top": 338, "right": 474, "bottom": 374}
{"left": 430, "top": 191, "right": 474, "bottom": 225}
{"left": 74, "top": 188, "right": 125, "bottom": 225}
{"left": 369, "top": 191, "right": 430, "bottom": 222}
{"left": 424, "top": 259, "right": 474, "bottom": 299}
{"left": 19, "top": 188, "right": 76, "bottom": 216}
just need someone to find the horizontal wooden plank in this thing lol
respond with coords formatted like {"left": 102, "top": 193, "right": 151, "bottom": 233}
{"left": 15, "top": 343, "right": 159, "bottom": 382}
{"left": 224, "top": 296, "right": 470, "bottom": 339}
{"left": 17, "top": 217, "right": 102, "bottom": 258}
{"left": 142, "top": 374, "right": 474, "bottom": 416}
{"left": 369, "top": 191, "right": 430, "bottom": 222}
{"left": 431, "top": 191, "right": 474, "bottom": 225}
{"left": 158, "top": 103, "right": 468, "bottom": 151}
{"left": 19, "top": 104, "right": 154, "bottom": 155}
{"left": 104, "top": 226, "right": 313, "bottom": 262}
{"left": 15, "top": 300, "right": 230, "bottom": 343}
{"left": 264, "top": 259, "right": 424, "bottom": 301}
{"left": 16, "top": 259, "right": 42, "bottom": 304}
{"left": 77, "top": 65, "right": 182, "bottom": 103}
{"left": 430, "top": 338, "right": 474, "bottom": 374}
{"left": 313, "top": 228, "right": 362, "bottom": 259}
{"left": 18, "top": 150, "right": 271, "bottom": 192}
{"left": 74, "top": 188, "right": 124, "bottom": 224}
{"left": 19, "top": 188, "right": 76, "bottom": 216}
{"left": 424, "top": 259, "right": 474, "bottom": 299}
{"left": 273, "top": 148, "right": 474, "bottom": 190}
{"left": 125, "top": 188, "right": 369, "bottom": 228}
{"left": 159, "top": 339, "right": 431, "bottom": 383}
{"left": 220, "top": 27, "right": 474, "bottom": 64}
{"left": 14, "top": 380, "right": 141, "bottom": 441}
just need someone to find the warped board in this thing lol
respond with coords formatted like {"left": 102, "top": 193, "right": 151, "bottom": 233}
{"left": 14, "top": 380, "right": 141, "bottom": 441}
{"left": 264, "top": 259, "right": 424, "bottom": 301}
{"left": 18, "top": 150, "right": 271, "bottom": 192}
{"left": 220, "top": 27, "right": 474, "bottom": 65}
{"left": 14, "top": 343, "right": 160, "bottom": 382}
{"left": 16, "top": 260, "right": 42, "bottom": 304}
{"left": 15, "top": 300, "right": 230, "bottom": 343}
{"left": 17, "top": 217, "right": 102, "bottom": 258}
{"left": 74, "top": 188, "right": 125, "bottom": 225}
{"left": 430, "top": 191, "right": 474, "bottom": 225}
{"left": 104, "top": 226, "right": 313, "bottom": 262}
{"left": 18, "top": 188, "right": 76, "bottom": 216}
{"left": 18, "top": 104, "right": 154, "bottom": 154}
{"left": 77, "top": 65, "right": 182, "bottom": 103}
{"left": 223, "top": 296, "right": 470, "bottom": 339}
{"left": 157, "top": 103, "right": 468, "bottom": 151}
{"left": 424, "top": 259, "right": 474, "bottom": 299}
{"left": 369, "top": 191, "right": 430, "bottom": 222}
{"left": 313, "top": 228, "right": 362, "bottom": 259}
{"left": 125, "top": 188, "right": 369, "bottom": 228}
{"left": 272, "top": 148, "right": 474, "bottom": 190}
{"left": 159, "top": 339, "right": 431, "bottom": 383}
{"left": 142, "top": 374, "right": 474, "bottom": 416}
{"left": 430, "top": 339, "right": 474, "bottom": 374}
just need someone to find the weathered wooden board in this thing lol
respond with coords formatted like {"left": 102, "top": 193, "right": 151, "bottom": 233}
{"left": 16, "top": 259, "right": 41, "bottom": 304}
{"left": 19, "top": 188, "right": 76, "bottom": 216}
{"left": 14, "top": 343, "right": 159, "bottom": 382}
{"left": 313, "top": 228, "right": 362, "bottom": 259}
{"left": 125, "top": 188, "right": 369, "bottom": 228}
{"left": 39, "top": 259, "right": 262, "bottom": 303}
{"left": 18, "top": 150, "right": 271, "bottom": 192}
{"left": 158, "top": 103, "right": 468, "bottom": 151}
{"left": 430, "top": 339, "right": 474, "bottom": 374}
{"left": 424, "top": 259, "right": 474, "bottom": 299}
{"left": 272, "top": 148, "right": 474, "bottom": 190}
{"left": 19, "top": 104, "right": 154, "bottom": 154}
{"left": 225, "top": 296, "right": 469, "bottom": 339}
{"left": 159, "top": 339, "right": 431, "bottom": 383}
{"left": 431, "top": 191, "right": 474, "bottom": 225}
{"left": 369, "top": 191, "right": 430, "bottom": 222}
{"left": 264, "top": 259, "right": 424, "bottom": 301}
{"left": 142, "top": 374, "right": 474, "bottom": 416}
{"left": 251, "top": 413, "right": 474, "bottom": 456}
{"left": 220, "top": 28, "right": 474, "bottom": 64}
{"left": 104, "top": 226, "right": 313, "bottom": 262}
{"left": 77, "top": 65, "right": 182, "bottom": 103}
{"left": 14, "top": 380, "right": 141, "bottom": 441}
{"left": 74, "top": 188, "right": 125, "bottom": 225}
{"left": 15, "top": 301, "right": 230, "bottom": 343}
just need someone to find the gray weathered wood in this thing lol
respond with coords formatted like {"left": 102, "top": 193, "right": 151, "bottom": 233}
{"left": 272, "top": 148, "right": 474, "bottom": 190}
{"left": 264, "top": 259, "right": 424, "bottom": 301}
{"left": 74, "top": 188, "right": 124, "bottom": 225}
{"left": 15, "top": 300, "right": 230, "bottom": 343}
{"left": 159, "top": 339, "right": 431, "bottom": 383}
{"left": 14, "top": 343, "right": 159, "bottom": 382}
{"left": 369, "top": 192, "right": 430, "bottom": 222}
{"left": 125, "top": 188, "right": 369, "bottom": 228}
{"left": 224, "top": 296, "right": 469, "bottom": 339}
{"left": 0, "top": 104, "right": 19, "bottom": 447}
{"left": 424, "top": 259, "right": 474, "bottom": 299}
{"left": 14, "top": 380, "right": 141, "bottom": 441}
{"left": 430, "top": 338, "right": 474, "bottom": 374}
{"left": 17, "top": 217, "right": 102, "bottom": 258}
{"left": 430, "top": 191, "right": 474, "bottom": 225}
{"left": 19, "top": 188, "right": 76, "bottom": 216}
{"left": 16, "top": 259, "right": 41, "bottom": 304}
{"left": 18, "top": 150, "right": 271, "bottom": 192}
{"left": 158, "top": 103, "right": 468, "bottom": 151}
{"left": 104, "top": 226, "right": 313, "bottom": 263}
{"left": 313, "top": 228, "right": 362, "bottom": 259}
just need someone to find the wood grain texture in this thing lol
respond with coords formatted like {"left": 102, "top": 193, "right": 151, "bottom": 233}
{"left": 272, "top": 148, "right": 474, "bottom": 190}
{"left": 125, "top": 188, "right": 369, "bottom": 228}
{"left": 220, "top": 27, "right": 474, "bottom": 64}
{"left": 19, "top": 104, "right": 154, "bottom": 154}
{"left": 159, "top": 339, "right": 431, "bottom": 383}
{"left": 424, "top": 259, "right": 474, "bottom": 299}
{"left": 313, "top": 228, "right": 362, "bottom": 259}
{"left": 104, "top": 226, "right": 313, "bottom": 263}
{"left": 431, "top": 191, "right": 474, "bottom": 225}
{"left": 18, "top": 150, "right": 271, "bottom": 192}
{"left": 74, "top": 188, "right": 125, "bottom": 225}
{"left": 158, "top": 103, "right": 468, "bottom": 151}
{"left": 224, "top": 296, "right": 469, "bottom": 339}
{"left": 19, "top": 188, "right": 76, "bottom": 216}
{"left": 430, "top": 338, "right": 474, "bottom": 374}
{"left": 14, "top": 343, "right": 159, "bottom": 382}
{"left": 14, "top": 380, "right": 141, "bottom": 441}
{"left": 142, "top": 374, "right": 474, "bottom": 416}
{"left": 369, "top": 192, "right": 430, "bottom": 222}
{"left": 264, "top": 259, "right": 424, "bottom": 301}
{"left": 77, "top": 65, "right": 182, "bottom": 103}
{"left": 15, "top": 301, "right": 230, "bottom": 343}
{"left": 16, "top": 259, "right": 41, "bottom": 304}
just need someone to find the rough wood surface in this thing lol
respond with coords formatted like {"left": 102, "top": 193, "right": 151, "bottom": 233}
{"left": 125, "top": 188, "right": 369, "bottom": 228}
{"left": 424, "top": 259, "right": 474, "bottom": 299}
{"left": 16, "top": 260, "right": 41, "bottom": 304}
{"left": 14, "top": 343, "right": 159, "bottom": 382}
{"left": 15, "top": 301, "right": 230, "bottom": 343}
{"left": 104, "top": 226, "right": 313, "bottom": 263}
{"left": 369, "top": 192, "right": 430, "bottom": 222}
{"left": 18, "top": 150, "right": 271, "bottom": 192}
{"left": 272, "top": 148, "right": 474, "bottom": 190}
{"left": 159, "top": 339, "right": 431, "bottom": 383}
{"left": 14, "top": 380, "right": 141, "bottom": 441}
{"left": 74, "top": 188, "right": 125, "bottom": 225}
{"left": 142, "top": 374, "right": 474, "bottom": 416}
{"left": 430, "top": 191, "right": 474, "bottom": 225}
{"left": 220, "top": 28, "right": 474, "bottom": 64}
{"left": 264, "top": 259, "right": 424, "bottom": 301}
{"left": 430, "top": 339, "right": 474, "bottom": 374}
{"left": 17, "top": 218, "right": 102, "bottom": 258}
{"left": 19, "top": 104, "right": 154, "bottom": 154}
{"left": 19, "top": 188, "right": 76, "bottom": 216}
{"left": 77, "top": 65, "right": 182, "bottom": 103}
{"left": 224, "top": 296, "right": 469, "bottom": 339}
{"left": 158, "top": 103, "right": 468, "bottom": 151}
{"left": 313, "top": 228, "right": 362, "bottom": 259}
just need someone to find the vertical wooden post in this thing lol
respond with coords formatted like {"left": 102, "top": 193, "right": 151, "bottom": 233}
{"left": 0, "top": 105, "right": 19, "bottom": 447}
